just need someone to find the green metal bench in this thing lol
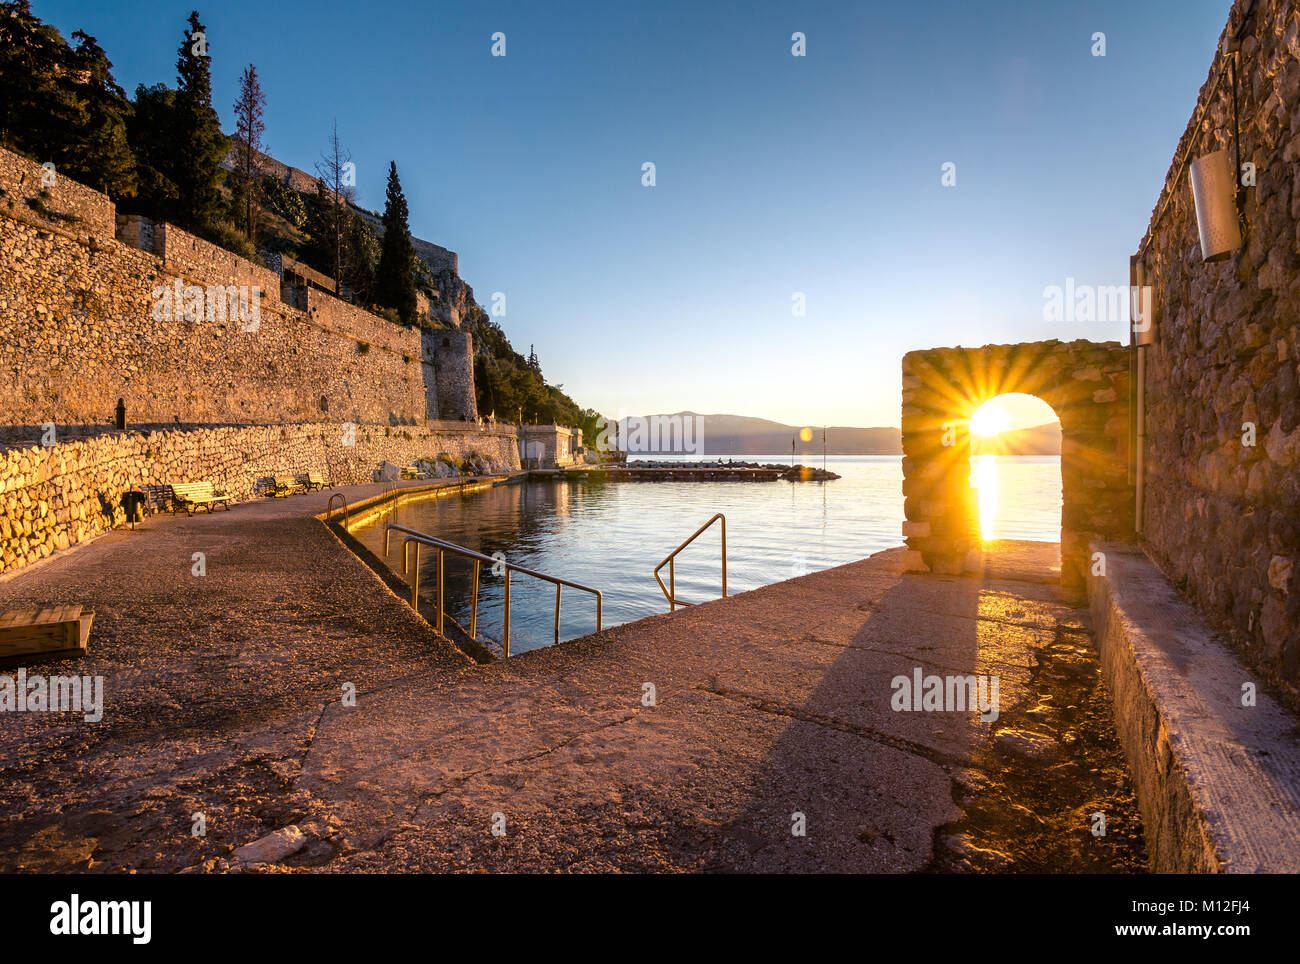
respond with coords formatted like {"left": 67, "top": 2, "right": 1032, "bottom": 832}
{"left": 141, "top": 484, "right": 176, "bottom": 514}
{"left": 295, "top": 471, "right": 328, "bottom": 491}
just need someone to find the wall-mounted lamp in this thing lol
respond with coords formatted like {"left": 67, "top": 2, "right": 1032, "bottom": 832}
{"left": 1190, "top": 148, "right": 1243, "bottom": 262}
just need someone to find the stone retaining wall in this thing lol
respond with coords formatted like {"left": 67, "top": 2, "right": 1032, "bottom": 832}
{"left": 0, "top": 422, "right": 520, "bottom": 575}
{"left": 0, "top": 147, "right": 116, "bottom": 243}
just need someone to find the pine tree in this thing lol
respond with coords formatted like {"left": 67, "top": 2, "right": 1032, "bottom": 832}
{"left": 126, "top": 83, "right": 180, "bottom": 218}
{"left": 0, "top": 4, "right": 135, "bottom": 198}
{"left": 229, "top": 63, "right": 265, "bottom": 243}
{"left": 66, "top": 31, "right": 136, "bottom": 198}
{"left": 375, "top": 160, "right": 417, "bottom": 325}
{"left": 171, "top": 11, "right": 227, "bottom": 234}
{"left": 0, "top": 1, "right": 75, "bottom": 161}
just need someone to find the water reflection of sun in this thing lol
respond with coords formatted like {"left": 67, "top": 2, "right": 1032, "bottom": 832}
{"left": 969, "top": 400, "right": 1009, "bottom": 541}
{"left": 972, "top": 454, "right": 998, "bottom": 541}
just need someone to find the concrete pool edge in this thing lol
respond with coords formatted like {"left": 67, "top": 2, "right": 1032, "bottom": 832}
{"left": 318, "top": 474, "right": 522, "bottom": 664}
{"left": 318, "top": 473, "right": 522, "bottom": 532}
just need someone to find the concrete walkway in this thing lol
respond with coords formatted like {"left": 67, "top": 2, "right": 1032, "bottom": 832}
{"left": 0, "top": 481, "right": 469, "bottom": 871}
{"left": 0, "top": 486, "right": 1144, "bottom": 873}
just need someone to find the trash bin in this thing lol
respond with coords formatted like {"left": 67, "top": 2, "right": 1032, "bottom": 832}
{"left": 121, "top": 487, "right": 146, "bottom": 529}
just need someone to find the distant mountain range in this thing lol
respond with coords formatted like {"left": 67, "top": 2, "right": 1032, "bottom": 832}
{"left": 622, "top": 413, "right": 1061, "bottom": 456}
{"left": 971, "top": 420, "right": 1062, "bottom": 456}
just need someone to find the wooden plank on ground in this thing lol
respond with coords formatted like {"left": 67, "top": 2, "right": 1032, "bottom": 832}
{"left": 0, "top": 606, "right": 91, "bottom": 664}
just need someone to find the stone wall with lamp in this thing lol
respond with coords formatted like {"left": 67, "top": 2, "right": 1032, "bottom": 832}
{"left": 1134, "top": 0, "right": 1300, "bottom": 701}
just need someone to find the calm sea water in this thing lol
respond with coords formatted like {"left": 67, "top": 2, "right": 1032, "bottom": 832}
{"left": 351, "top": 455, "right": 1062, "bottom": 654}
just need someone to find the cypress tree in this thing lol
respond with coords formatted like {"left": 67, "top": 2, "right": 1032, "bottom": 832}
{"left": 375, "top": 161, "right": 417, "bottom": 325}
{"left": 171, "top": 10, "right": 227, "bottom": 234}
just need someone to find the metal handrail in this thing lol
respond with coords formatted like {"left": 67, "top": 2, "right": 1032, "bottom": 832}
{"left": 383, "top": 523, "right": 602, "bottom": 658}
{"left": 381, "top": 481, "right": 401, "bottom": 523}
{"left": 326, "top": 492, "right": 348, "bottom": 526}
{"left": 653, "top": 513, "right": 726, "bottom": 612}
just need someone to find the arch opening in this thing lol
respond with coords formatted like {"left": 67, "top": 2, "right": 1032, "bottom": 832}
{"left": 968, "top": 393, "right": 1061, "bottom": 544}
{"left": 900, "top": 340, "right": 1132, "bottom": 589}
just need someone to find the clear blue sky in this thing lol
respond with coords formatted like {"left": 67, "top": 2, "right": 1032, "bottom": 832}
{"left": 38, "top": 0, "right": 1231, "bottom": 427}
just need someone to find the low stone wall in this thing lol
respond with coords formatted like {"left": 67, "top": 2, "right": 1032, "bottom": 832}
{"left": 0, "top": 422, "right": 520, "bottom": 575}
{"left": 1089, "top": 542, "right": 1300, "bottom": 873}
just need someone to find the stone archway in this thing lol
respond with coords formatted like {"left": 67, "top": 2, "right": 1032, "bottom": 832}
{"left": 900, "top": 339, "right": 1132, "bottom": 589}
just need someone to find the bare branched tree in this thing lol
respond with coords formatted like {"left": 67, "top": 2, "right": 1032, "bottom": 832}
{"left": 315, "top": 120, "right": 356, "bottom": 287}
{"left": 230, "top": 64, "right": 266, "bottom": 242}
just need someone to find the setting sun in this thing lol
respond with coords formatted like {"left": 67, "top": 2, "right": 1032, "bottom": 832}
{"left": 969, "top": 401, "right": 1012, "bottom": 438}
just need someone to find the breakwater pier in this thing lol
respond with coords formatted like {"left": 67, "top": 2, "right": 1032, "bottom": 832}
{"left": 532, "top": 461, "right": 841, "bottom": 482}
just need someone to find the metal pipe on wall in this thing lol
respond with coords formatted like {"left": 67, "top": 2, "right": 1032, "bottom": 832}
{"left": 1132, "top": 259, "right": 1147, "bottom": 534}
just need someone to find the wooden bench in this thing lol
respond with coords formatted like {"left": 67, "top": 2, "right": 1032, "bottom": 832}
{"left": 295, "top": 471, "right": 328, "bottom": 491}
{"left": 271, "top": 475, "right": 302, "bottom": 497}
{"left": 170, "top": 481, "right": 234, "bottom": 514}
{"left": 0, "top": 606, "right": 93, "bottom": 665}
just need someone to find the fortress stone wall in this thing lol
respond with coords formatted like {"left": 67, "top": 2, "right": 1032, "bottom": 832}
{"left": 0, "top": 145, "right": 475, "bottom": 427}
{"left": 1136, "top": 0, "right": 1300, "bottom": 700}
{"left": 0, "top": 144, "right": 511, "bottom": 578}
{"left": 425, "top": 328, "right": 476, "bottom": 421}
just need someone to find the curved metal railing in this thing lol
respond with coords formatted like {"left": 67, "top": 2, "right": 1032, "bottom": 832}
{"left": 325, "top": 492, "right": 348, "bottom": 526}
{"left": 383, "top": 523, "right": 602, "bottom": 658}
{"left": 653, "top": 513, "right": 727, "bottom": 612}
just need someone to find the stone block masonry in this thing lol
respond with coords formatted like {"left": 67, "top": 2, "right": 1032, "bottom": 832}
{"left": 1134, "top": 0, "right": 1300, "bottom": 704}
{"left": 0, "top": 147, "right": 116, "bottom": 243}
{"left": 0, "top": 144, "right": 509, "bottom": 578}
{"left": 0, "top": 421, "right": 521, "bottom": 575}
{"left": 0, "top": 145, "right": 476, "bottom": 427}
